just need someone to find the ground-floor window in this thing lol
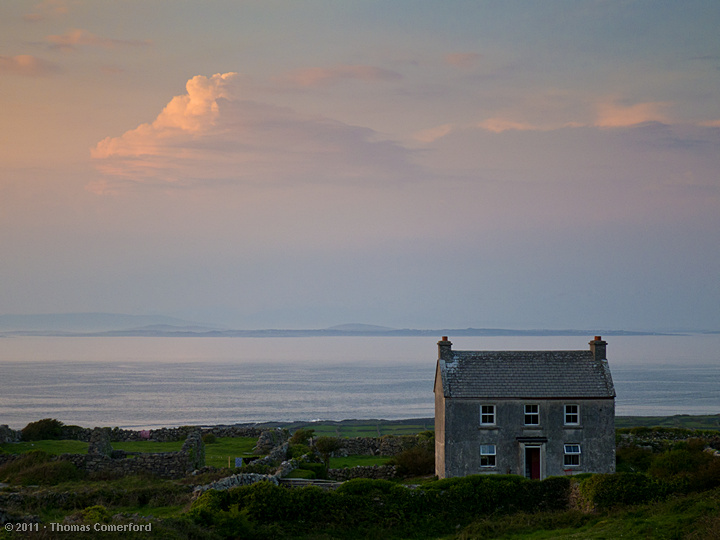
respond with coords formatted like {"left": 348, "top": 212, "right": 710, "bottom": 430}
{"left": 480, "top": 444, "right": 496, "bottom": 467}
{"left": 564, "top": 443, "right": 581, "bottom": 466}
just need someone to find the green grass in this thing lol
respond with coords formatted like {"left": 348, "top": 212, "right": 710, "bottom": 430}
{"left": 329, "top": 454, "right": 392, "bottom": 469}
{"left": 456, "top": 487, "right": 720, "bottom": 539}
{"left": 0, "top": 440, "right": 88, "bottom": 455}
{"left": 112, "top": 440, "right": 184, "bottom": 453}
{"left": 615, "top": 414, "right": 720, "bottom": 431}
{"left": 203, "top": 436, "right": 259, "bottom": 468}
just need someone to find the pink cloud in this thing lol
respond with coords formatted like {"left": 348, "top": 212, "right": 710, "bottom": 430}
{"left": 444, "top": 52, "right": 481, "bottom": 68}
{"left": 595, "top": 99, "right": 671, "bottom": 127}
{"left": 280, "top": 64, "right": 402, "bottom": 87}
{"left": 91, "top": 72, "right": 415, "bottom": 191}
{"left": 46, "top": 29, "right": 151, "bottom": 51}
{"left": 698, "top": 119, "right": 720, "bottom": 127}
{"left": 477, "top": 118, "right": 544, "bottom": 133}
{"left": 0, "top": 54, "right": 58, "bottom": 76}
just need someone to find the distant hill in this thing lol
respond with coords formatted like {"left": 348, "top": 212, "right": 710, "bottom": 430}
{"left": 0, "top": 313, "right": 211, "bottom": 333}
{"left": 326, "top": 323, "right": 396, "bottom": 333}
{"left": 0, "top": 313, "right": 677, "bottom": 337}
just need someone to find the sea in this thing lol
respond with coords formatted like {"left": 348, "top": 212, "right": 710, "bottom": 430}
{"left": 1, "top": 335, "right": 719, "bottom": 430}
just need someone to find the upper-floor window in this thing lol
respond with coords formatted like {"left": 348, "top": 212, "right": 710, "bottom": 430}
{"left": 524, "top": 404, "right": 539, "bottom": 425}
{"left": 480, "top": 444, "right": 496, "bottom": 467}
{"left": 480, "top": 404, "right": 496, "bottom": 426}
{"left": 564, "top": 444, "right": 581, "bottom": 466}
{"left": 564, "top": 404, "right": 579, "bottom": 425}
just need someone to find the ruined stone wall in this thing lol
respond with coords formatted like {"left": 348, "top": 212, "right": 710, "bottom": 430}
{"left": 0, "top": 429, "right": 206, "bottom": 479}
{"left": 335, "top": 435, "right": 426, "bottom": 456}
{"left": 0, "top": 425, "right": 20, "bottom": 444}
{"left": 58, "top": 424, "right": 261, "bottom": 443}
{"left": 327, "top": 465, "right": 397, "bottom": 481}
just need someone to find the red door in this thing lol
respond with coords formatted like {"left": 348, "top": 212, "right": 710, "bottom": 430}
{"left": 525, "top": 447, "right": 541, "bottom": 479}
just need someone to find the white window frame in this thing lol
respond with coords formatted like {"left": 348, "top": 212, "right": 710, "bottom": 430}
{"left": 564, "top": 444, "right": 581, "bottom": 467}
{"left": 480, "top": 404, "right": 496, "bottom": 426}
{"left": 480, "top": 444, "right": 496, "bottom": 467}
{"left": 564, "top": 404, "right": 580, "bottom": 426}
{"left": 524, "top": 404, "right": 539, "bottom": 426}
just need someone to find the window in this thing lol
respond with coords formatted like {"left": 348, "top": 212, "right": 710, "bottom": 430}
{"left": 565, "top": 404, "right": 579, "bottom": 425}
{"left": 480, "top": 405, "right": 495, "bottom": 425}
{"left": 524, "top": 404, "right": 539, "bottom": 425}
{"left": 480, "top": 444, "right": 496, "bottom": 467}
{"left": 564, "top": 444, "right": 581, "bottom": 466}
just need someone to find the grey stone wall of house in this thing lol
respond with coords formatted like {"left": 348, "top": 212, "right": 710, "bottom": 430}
{"left": 434, "top": 369, "right": 447, "bottom": 478}
{"left": 441, "top": 397, "right": 615, "bottom": 478}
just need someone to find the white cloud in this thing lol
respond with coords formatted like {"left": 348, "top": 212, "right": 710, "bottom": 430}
{"left": 90, "top": 72, "right": 415, "bottom": 191}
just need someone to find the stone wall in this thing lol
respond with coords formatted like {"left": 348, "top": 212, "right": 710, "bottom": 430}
{"left": 0, "top": 425, "right": 20, "bottom": 444}
{"left": 335, "top": 435, "right": 426, "bottom": 456}
{"left": 327, "top": 465, "right": 397, "bottom": 481}
{"left": 0, "top": 429, "right": 206, "bottom": 479}
{"left": 58, "top": 424, "right": 261, "bottom": 443}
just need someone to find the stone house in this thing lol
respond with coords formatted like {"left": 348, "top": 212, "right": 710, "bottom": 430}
{"left": 434, "top": 336, "right": 616, "bottom": 479}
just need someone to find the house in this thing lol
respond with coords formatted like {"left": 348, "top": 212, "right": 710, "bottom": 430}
{"left": 434, "top": 336, "right": 616, "bottom": 479}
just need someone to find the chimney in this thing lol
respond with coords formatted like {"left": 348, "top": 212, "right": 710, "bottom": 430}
{"left": 589, "top": 336, "right": 607, "bottom": 361}
{"left": 438, "top": 336, "right": 453, "bottom": 361}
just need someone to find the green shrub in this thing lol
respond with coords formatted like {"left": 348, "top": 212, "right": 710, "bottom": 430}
{"left": 201, "top": 432, "right": 217, "bottom": 444}
{"left": 21, "top": 418, "right": 64, "bottom": 441}
{"left": 289, "top": 428, "right": 314, "bottom": 445}
{"left": 388, "top": 445, "right": 434, "bottom": 477}
{"left": 0, "top": 450, "right": 52, "bottom": 481}
{"left": 314, "top": 436, "right": 341, "bottom": 467}
{"left": 617, "top": 445, "right": 655, "bottom": 473}
{"left": 579, "top": 472, "right": 667, "bottom": 509}
{"left": 299, "top": 462, "right": 326, "bottom": 479}
{"left": 81, "top": 505, "right": 110, "bottom": 523}
{"left": 287, "top": 443, "right": 311, "bottom": 459}
{"left": 12, "top": 460, "right": 84, "bottom": 486}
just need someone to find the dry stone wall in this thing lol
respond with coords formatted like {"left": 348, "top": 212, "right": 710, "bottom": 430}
{"left": 58, "top": 424, "right": 261, "bottom": 443}
{"left": 327, "top": 465, "right": 397, "bottom": 481}
{"left": 334, "top": 435, "right": 424, "bottom": 456}
{"left": 0, "top": 425, "right": 20, "bottom": 444}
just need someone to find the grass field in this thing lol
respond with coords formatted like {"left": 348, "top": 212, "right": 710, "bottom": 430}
{"left": 0, "top": 440, "right": 88, "bottom": 455}
{"left": 202, "top": 437, "right": 259, "bottom": 468}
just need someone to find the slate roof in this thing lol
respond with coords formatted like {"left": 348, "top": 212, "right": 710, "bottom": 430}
{"left": 437, "top": 350, "right": 616, "bottom": 399}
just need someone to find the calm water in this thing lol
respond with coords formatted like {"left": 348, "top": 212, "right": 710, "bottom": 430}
{"left": 1, "top": 335, "right": 718, "bottom": 429}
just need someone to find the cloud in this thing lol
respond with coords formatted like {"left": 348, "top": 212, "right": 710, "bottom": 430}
{"left": 0, "top": 54, "right": 58, "bottom": 76}
{"left": 23, "top": 0, "right": 74, "bottom": 22}
{"left": 413, "top": 123, "right": 455, "bottom": 143}
{"left": 698, "top": 119, "right": 720, "bottom": 127}
{"left": 477, "top": 118, "right": 546, "bottom": 133}
{"left": 280, "top": 64, "right": 402, "bottom": 87}
{"left": 90, "top": 72, "right": 416, "bottom": 191}
{"left": 46, "top": 29, "right": 151, "bottom": 51}
{"left": 595, "top": 98, "right": 671, "bottom": 127}
{"left": 444, "top": 52, "right": 481, "bottom": 68}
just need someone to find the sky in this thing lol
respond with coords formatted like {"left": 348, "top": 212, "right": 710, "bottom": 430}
{"left": 1, "top": 0, "right": 719, "bottom": 332}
